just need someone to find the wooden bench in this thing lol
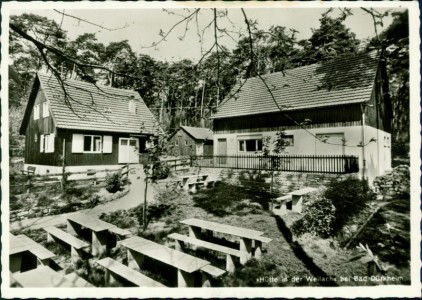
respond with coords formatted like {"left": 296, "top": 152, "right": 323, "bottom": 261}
{"left": 200, "top": 264, "right": 226, "bottom": 287}
{"left": 10, "top": 234, "right": 56, "bottom": 272}
{"left": 12, "top": 266, "right": 83, "bottom": 287}
{"left": 273, "top": 187, "right": 317, "bottom": 214}
{"left": 21, "top": 166, "right": 36, "bottom": 175}
{"left": 66, "top": 212, "right": 117, "bottom": 256}
{"left": 44, "top": 226, "right": 90, "bottom": 262}
{"left": 108, "top": 226, "right": 131, "bottom": 239}
{"left": 168, "top": 233, "right": 247, "bottom": 273}
{"left": 118, "top": 236, "right": 210, "bottom": 287}
{"left": 180, "top": 218, "right": 271, "bottom": 261}
{"left": 96, "top": 257, "right": 166, "bottom": 287}
{"left": 180, "top": 174, "right": 210, "bottom": 191}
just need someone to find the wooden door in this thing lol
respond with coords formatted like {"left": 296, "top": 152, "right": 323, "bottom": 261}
{"left": 217, "top": 138, "right": 227, "bottom": 164}
{"left": 118, "top": 138, "right": 129, "bottom": 163}
{"left": 119, "top": 138, "right": 139, "bottom": 164}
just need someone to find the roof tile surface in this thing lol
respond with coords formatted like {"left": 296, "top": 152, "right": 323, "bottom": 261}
{"left": 38, "top": 73, "right": 158, "bottom": 134}
{"left": 212, "top": 51, "right": 380, "bottom": 119}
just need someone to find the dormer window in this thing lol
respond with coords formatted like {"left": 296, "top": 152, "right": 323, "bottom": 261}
{"left": 129, "top": 99, "right": 136, "bottom": 114}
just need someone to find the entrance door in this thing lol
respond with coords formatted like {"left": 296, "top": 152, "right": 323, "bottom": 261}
{"left": 118, "top": 138, "right": 139, "bottom": 163}
{"left": 217, "top": 138, "right": 227, "bottom": 164}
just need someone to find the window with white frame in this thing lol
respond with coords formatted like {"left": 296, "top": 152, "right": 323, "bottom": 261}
{"left": 42, "top": 102, "right": 50, "bottom": 118}
{"left": 34, "top": 104, "right": 40, "bottom": 120}
{"left": 83, "top": 135, "right": 102, "bottom": 152}
{"left": 174, "top": 140, "right": 179, "bottom": 146}
{"left": 40, "top": 133, "right": 55, "bottom": 153}
{"left": 238, "top": 136, "right": 263, "bottom": 152}
{"left": 184, "top": 140, "right": 188, "bottom": 146}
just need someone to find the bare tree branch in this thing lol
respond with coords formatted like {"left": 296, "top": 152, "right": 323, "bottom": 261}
{"left": 53, "top": 9, "right": 130, "bottom": 31}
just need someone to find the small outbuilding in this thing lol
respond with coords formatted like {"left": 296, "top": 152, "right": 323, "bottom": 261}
{"left": 167, "top": 126, "right": 213, "bottom": 157}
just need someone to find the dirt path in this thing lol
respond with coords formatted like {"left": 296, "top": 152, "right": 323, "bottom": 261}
{"left": 10, "top": 165, "right": 156, "bottom": 231}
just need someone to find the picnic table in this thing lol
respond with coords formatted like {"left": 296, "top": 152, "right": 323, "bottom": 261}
{"left": 118, "top": 236, "right": 210, "bottom": 287}
{"left": 10, "top": 234, "right": 55, "bottom": 273}
{"left": 178, "top": 174, "right": 212, "bottom": 192}
{"left": 66, "top": 212, "right": 131, "bottom": 256}
{"left": 12, "top": 266, "right": 89, "bottom": 287}
{"left": 180, "top": 218, "right": 271, "bottom": 260}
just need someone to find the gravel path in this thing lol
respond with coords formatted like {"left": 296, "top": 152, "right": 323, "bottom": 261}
{"left": 10, "top": 165, "right": 156, "bottom": 231}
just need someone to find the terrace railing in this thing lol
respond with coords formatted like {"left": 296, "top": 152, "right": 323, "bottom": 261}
{"left": 190, "top": 155, "right": 359, "bottom": 174}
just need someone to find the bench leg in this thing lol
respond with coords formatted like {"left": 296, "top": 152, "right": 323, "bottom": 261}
{"left": 10, "top": 254, "right": 22, "bottom": 273}
{"left": 239, "top": 238, "right": 252, "bottom": 261}
{"left": 71, "top": 247, "right": 84, "bottom": 263}
{"left": 177, "top": 269, "right": 195, "bottom": 287}
{"left": 104, "top": 269, "right": 117, "bottom": 286}
{"left": 254, "top": 241, "right": 263, "bottom": 259}
{"left": 292, "top": 195, "right": 303, "bottom": 213}
{"left": 201, "top": 273, "right": 212, "bottom": 287}
{"left": 175, "top": 240, "right": 184, "bottom": 252}
{"left": 67, "top": 220, "right": 78, "bottom": 235}
{"left": 38, "top": 258, "right": 50, "bottom": 267}
{"left": 46, "top": 232, "right": 54, "bottom": 243}
{"left": 226, "top": 254, "right": 236, "bottom": 273}
{"left": 189, "top": 226, "right": 201, "bottom": 250}
{"left": 92, "top": 231, "right": 108, "bottom": 256}
{"left": 127, "top": 249, "right": 144, "bottom": 271}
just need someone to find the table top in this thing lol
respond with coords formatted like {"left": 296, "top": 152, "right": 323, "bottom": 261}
{"left": 10, "top": 234, "right": 55, "bottom": 260}
{"left": 67, "top": 212, "right": 115, "bottom": 232}
{"left": 12, "top": 266, "right": 79, "bottom": 287}
{"left": 180, "top": 218, "right": 264, "bottom": 239}
{"left": 119, "top": 236, "right": 210, "bottom": 273}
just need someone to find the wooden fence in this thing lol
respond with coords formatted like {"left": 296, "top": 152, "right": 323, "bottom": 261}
{"left": 10, "top": 164, "right": 130, "bottom": 196}
{"left": 189, "top": 155, "right": 359, "bottom": 174}
{"left": 159, "top": 157, "right": 191, "bottom": 171}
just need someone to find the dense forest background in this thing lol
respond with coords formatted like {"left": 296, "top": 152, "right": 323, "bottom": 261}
{"left": 9, "top": 9, "right": 409, "bottom": 157}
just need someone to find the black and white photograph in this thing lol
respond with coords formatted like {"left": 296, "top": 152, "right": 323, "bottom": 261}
{"left": 1, "top": 1, "right": 420, "bottom": 298}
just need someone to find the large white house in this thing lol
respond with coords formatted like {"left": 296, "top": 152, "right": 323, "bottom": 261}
{"left": 211, "top": 51, "right": 392, "bottom": 183}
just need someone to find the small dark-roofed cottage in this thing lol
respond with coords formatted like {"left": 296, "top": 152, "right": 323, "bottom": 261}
{"left": 167, "top": 126, "right": 213, "bottom": 157}
{"left": 19, "top": 73, "right": 160, "bottom": 174}
{"left": 211, "top": 51, "right": 393, "bottom": 183}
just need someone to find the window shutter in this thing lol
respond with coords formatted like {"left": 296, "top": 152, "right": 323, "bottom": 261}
{"left": 103, "top": 135, "right": 112, "bottom": 153}
{"left": 47, "top": 133, "right": 55, "bottom": 153}
{"left": 40, "top": 134, "right": 44, "bottom": 152}
{"left": 72, "top": 134, "right": 84, "bottom": 153}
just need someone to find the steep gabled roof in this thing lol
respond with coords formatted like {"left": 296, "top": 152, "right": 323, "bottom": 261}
{"left": 180, "top": 126, "right": 213, "bottom": 141}
{"left": 21, "top": 73, "right": 159, "bottom": 134}
{"left": 212, "top": 51, "right": 381, "bottom": 119}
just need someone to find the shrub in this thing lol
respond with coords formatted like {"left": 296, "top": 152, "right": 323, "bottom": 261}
{"left": 324, "top": 177, "right": 376, "bottom": 231}
{"left": 99, "top": 210, "right": 135, "bottom": 229}
{"left": 151, "top": 162, "right": 170, "bottom": 180}
{"left": 10, "top": 195, "right": 23, "bottom": 211}
{"left": 37, "top": 193, "right": 53, "bottom": 207}
{"left": 291, "top": 197, "right": 336, "bottom": 238}
{"left": 105, "top": 171, "right": 123, "bottom": 193}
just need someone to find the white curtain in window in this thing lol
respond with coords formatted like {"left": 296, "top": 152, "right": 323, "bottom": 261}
{"left": 72, "top": 134, "right": 84, "bottom": 153}
{"left": 103, "top": 135, "right": 112, "bottom": 153}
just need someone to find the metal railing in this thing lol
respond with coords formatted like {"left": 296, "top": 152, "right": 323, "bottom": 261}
{"left": 190, "top": 154, "right": 359, "bottom": 174}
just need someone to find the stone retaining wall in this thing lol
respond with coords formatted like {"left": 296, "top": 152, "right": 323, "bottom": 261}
{"left": 198, "top": 167, "right": 358, "bottom": 194}
{"left": 373, "top": 165, "right": 410, "bottom": 199}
